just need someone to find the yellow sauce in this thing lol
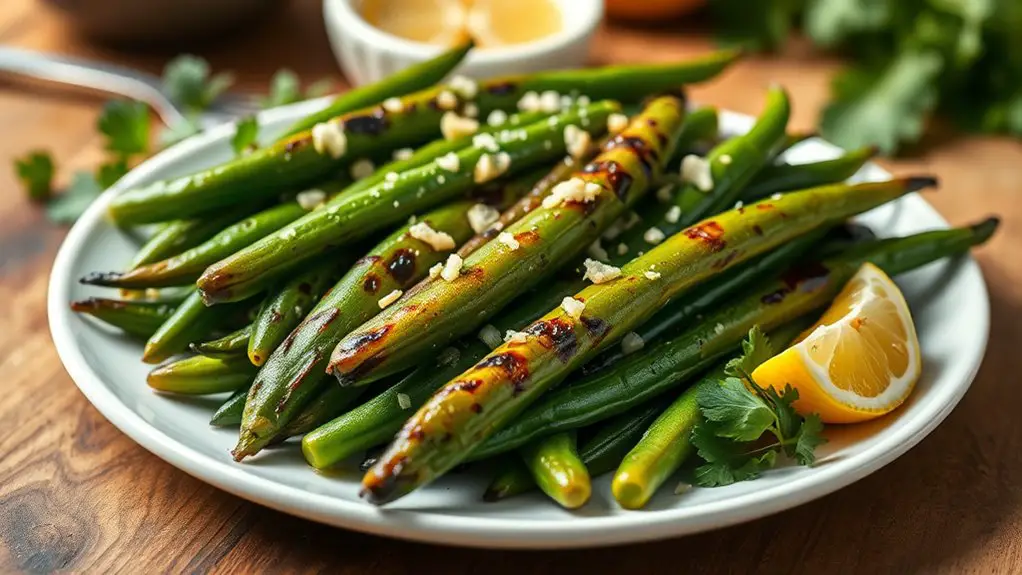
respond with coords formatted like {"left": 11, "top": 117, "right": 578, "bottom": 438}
{"left": 360, "top": 0, "right": 562, "bottom": 49}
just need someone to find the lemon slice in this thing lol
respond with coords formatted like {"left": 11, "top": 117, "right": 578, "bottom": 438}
{"left": 752, "top": 262, "right": 921, "bottom": 423}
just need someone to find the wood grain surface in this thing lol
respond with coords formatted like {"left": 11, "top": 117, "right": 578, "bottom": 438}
{"left": 2, "top": 1, "right": 1020, "bottom": 573}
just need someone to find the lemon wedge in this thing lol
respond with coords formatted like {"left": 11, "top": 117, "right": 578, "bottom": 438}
{"left": 752, "top": 262, "right": 921, "bottom": 423}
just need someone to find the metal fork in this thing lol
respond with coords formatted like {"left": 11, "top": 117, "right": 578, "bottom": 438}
{"left": 0, "top": 46, "right": 260, "bottom": 128}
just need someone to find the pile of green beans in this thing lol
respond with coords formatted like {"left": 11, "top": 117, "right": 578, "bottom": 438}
{"left": 68, "top": 43, "right": 999, "bottom": 512}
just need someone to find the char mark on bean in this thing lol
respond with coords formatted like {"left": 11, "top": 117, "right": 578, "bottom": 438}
{"left": 684, "top": 220, "right": 727, "bottom": 252}
{"left": 335, "top": 323, "right": 393, "bottom": 358}
{"left": 277, "top": 352, "right": 324, "bottom": 412}
{"left": 344, "top": 109, "right": 389, "bottom": 136}
{"left": 475, "top": 351, "right": 531, "bottom": 390}
{"left": 298, "top": 282, "right": 312, "bottom": 295}
{"left": 485, "top": 81, "right": 518, "bottom": 96}
{"left": 386, "top": 248, "right": 417, "bottom": 284}
{"left": 605, "top": 136, "right": 658, "bottom": 180}
{"left": 580, "top": 315, "right": 610, "bottom": 344}
{"left": 712, "top": 249, "right": 741, "bottom": 270}
{"left": 270, "top": 310, "right": 283, "bottom": 324}
{"left": 362, "top": 273, "right": 381, "bottom": 293}
{"left": 582, "top": 160, "right": 634, "bottom": 199}
{"left": 525, "top": 318, "right": 578, "bottom": 362}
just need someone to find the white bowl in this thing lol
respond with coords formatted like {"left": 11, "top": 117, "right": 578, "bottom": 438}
{"left": 322, "top": 0, "right": 603, "bottom": 85}
{"left": 48, "top": 99, "right": 991, "bottom": 549}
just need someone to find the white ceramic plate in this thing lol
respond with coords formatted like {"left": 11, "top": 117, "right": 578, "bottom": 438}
{"left": 49, "top": 100, "right": 990, "bottom": 549}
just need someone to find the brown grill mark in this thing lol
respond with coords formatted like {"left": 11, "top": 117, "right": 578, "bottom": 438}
{"left": 485, "top": 81, "right": 518, "bottom": 95}
{"left": 297, "top": 282, "right": 312, "bottom": 295}
{"left": 525, "top": 318, "right": 578, "bottom": 362}
{"left": 684, "top": 221, "right": 727, "bottom": 252}
{"left": 762, "top": 262, "right": 833, "bottom": 304}
{"left": 386, "top": 248, "right": 417, "bottom": 284}
{"left": 270, "top": 310, "right": 283, "bottom": 324}
{"left": 583, "top": 160, "right": 634, "bottom": 199}
{"left": 515, "top": 230, "right": 541, "bottom": 246}
{"left": 713, "top": 249, "right": 741, "bottom": 270}
{"left": 284, "top": 138, "right": 310, "bottom": 154}
{"left": 312, "top": 308, "right": 342, "bottom": 335}
{"left": 757, "top": 203, "right": 775, "bottom": 211}
{"left": 344, "top": 109, "right": 389, "bottom": 136}
{"left": 362, "top": 273, "right": 381, "bottom": 293}
{"left": 605, "top": 136, "right": 658, "bottom": 181}
{"left": 580, "top": 315, "right": 610, "bottom": 344}
{"left": 470, "top": 403, "right": 483, "bottom": 413}
{"left": 336, "top": 324, "right": 393, "bottom": 358}
{"left": 475, "top": 351, "right": 530, "bottom": 391}
{"left": 752, "top": 224, "right": 764, "bottom": 236}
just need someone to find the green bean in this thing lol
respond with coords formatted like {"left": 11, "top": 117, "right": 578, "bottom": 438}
{"left": 520, "top": 430, "right": 590, "bottom": 509}
{"left": 147, "top": 355, "right": 257, "bottom": 395}
{"left": 70, "top": 298, "right": 177, "bottom": 339}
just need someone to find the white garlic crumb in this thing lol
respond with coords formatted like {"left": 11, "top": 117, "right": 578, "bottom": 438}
{"left": 463, "top": 103, "right": 479, "bottom": 118}
{"left": 560, "top": 94, "right": 574, "bottom": 109}
{"left": 296, "top": 189, "right": 326, "bottom": 210}
{"left": 517, "top": 91, "right": 540, "bottom": 112}
{"left": 674, "top": 482, "right": 693, "bottom": 495}
{"left": 734, "top": 200, "right": 744, "bottom": 209}
{"left": 472, "top": 132, "right": 500, "bottom": 152}
{"left": 448, "top": 75, "right": 478, "bottom": 99}
{"left": 279, "top": 227, "right": 297, "bottom": 240}
{"left": 467, "top": 203, "right": 500, "bottom": 234}
{"left": 293, "top": 306, "right": 303, "bottom": 316}
{"left": 587, "top": 239, "right": 609, "bottom": 262}
{"left": 644, "top": 227, "right": 666, "bottom": 245}
{"left": 560, "top": 296, "right": 586, "bottom": 320}
{"left": 714, "top": 323, "right": 725, "bottom": 335}
{"left": 576, "top": 95, "right": 591, "bottom": 106}
{"left": 437, "top": 174, "right": 446, "bottom": 184}
{"left": 771, "top": 192, "right": 784, "bottom": 200}
{"left": 547, "top": 116, "right": 560, "bottom": 127}
{"left": 378, "top": 289, "right": 403, "bottom": 309}
{"left": 583, "top": 258, "right": 622, "bottom": 284}
{"left": 349, "top": 159, "right": 375, "bottom": 181}
{"left": 504, "top": 330, "right": 529, "bottom": 344}
{"left": 644, "top": 270, "right": 662, "bottom": 280}
{"left": 616, "top": 242, "right": 628, "bottom": 256}
{"left": 497, "top": 231, "right": 520, "bottom": 250}
{"left": 563, "top": 124, "right": 591, "bottom": 159}
{"left": 473, "top": 152, "right": 511, "bottom": 183}
{"left": 370, "top": 189, "right": 381, "bottom": 198}
{"left": 541, "top": 177, "right": 602, "bottom": 209}
{"left": 543, "top": 140, "right": 553, "bottom": 150}
{"left": 408, "top": 214, "right": 418, "bottom": 225}
{"left": 665, "top": 205, "right": 682, "bottom": 224}
{"left": 441, "top": 112, "right": 480, "bottom": 140}
{"left": 385, "top": 171, "right": 399, "bottom": 182}
{"left": 393, "top": 200, "right": 400, "bottom": 208}
{"left": 438, "top": 346, "right": 461, "bottom": 366}
{"left": 428, "top": 262, "right": 443, "bottom": 279}
{"left": 440, "top": 253, "right": 463, "bottom": 281}
{"left": 409, "top": 222, "right": 456, "bottom": 251}
{"left": 681, "top": 154, "right": 714, "bottom": 192}
{"left": 656, "top": 184, "right": 674, "bottom": 204}
{"left": 487, "top": 109, "right": 508, "bottom": 127}
{"left": 478, "top": 324, "right": 502, "bottom": 349}
{"left": 607, "top": 113, "right": 629, "bottom": 134}
{"left": 311, "top": 120, "right": 347, "bottom": 158}
{"left": 382, "top": 97, "right": 404, "bottom": 113}
{"left": 539, "top": 90, "right": 561, "bottom": 113}
{"left": 621, "top": 332, "right": 645, "bottom": 355}
{"left": 719, "top": 154, "right": 733, "bottom": 165}
{"left": 436, "top": 151, "right": 461, "bottom": 172}
{"left": 397, "top": 392, "right": 412, "bottom": 409}
{"left": 393, "top": 147, "right": 414, "bottom": 161}
{"left": 436, "top": 89, "right": 458, "bottom": 111}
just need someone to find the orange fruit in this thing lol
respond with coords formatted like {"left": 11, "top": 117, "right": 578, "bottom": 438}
{"left": 752, "top": 263, "right": 921, "bottom": 424}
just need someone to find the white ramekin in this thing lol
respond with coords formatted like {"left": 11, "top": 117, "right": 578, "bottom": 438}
{"left": 322, "top": 0, "right": 603, "bottom": 85}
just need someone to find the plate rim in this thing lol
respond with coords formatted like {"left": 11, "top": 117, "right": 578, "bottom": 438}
{"left": 47, "top": 103, "right": 991, "bottom": 549}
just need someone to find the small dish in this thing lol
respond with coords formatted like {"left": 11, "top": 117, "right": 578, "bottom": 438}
{"left": 322, "top": 0, "right": 603, "bottom": 85}
{"left": 49, "top": 102, "right": 990, "bottom": 549}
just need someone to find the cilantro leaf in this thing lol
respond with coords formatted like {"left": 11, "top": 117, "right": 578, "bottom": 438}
{"left": 231, "top": 116, "right": 260, "bottom": 155}
{"left": 97, "top": 158, "right": 129, "bottom": 189}
{"left": 794, "top": 413, "right": 827, "bottom": 465}
{"left": 46, "top": 171, "right": 102, "bottom": 224}
{"left": 162, "top": 55, "right": 234, "bottom": 112}
{"left": 97, "top": 100, "right": 150, "bottom": 157}
{"left": 803, "top": 0, "right": 892, "bottom": 47}
{"left": 763, "top": 384, "right": 803, "bottom": 446}
{"left": 820, "top": 49, "right": 945, "bottom": 154}
{"left": 263, "top": 69, "right": 301, "bottom": 108}
{"left": 692, "top": 423, "right": 778, "bottom": 487}
{"left": 698, "top": 377, "right": 775, "bottom": 441}
{"left": 724, "top": 325, "right": 774, "bottom": 380}
{"left": 15, "top": 150, "right": 55, "bottom": 202}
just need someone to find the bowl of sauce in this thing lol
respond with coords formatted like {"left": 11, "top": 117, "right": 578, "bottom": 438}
{"left": 323, "top": 0, "right": 603, "bottom": 85}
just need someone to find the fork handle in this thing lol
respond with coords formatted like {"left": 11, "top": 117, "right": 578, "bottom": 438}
{"left": 0, "top": 47, "right": 186, "bottom": 126}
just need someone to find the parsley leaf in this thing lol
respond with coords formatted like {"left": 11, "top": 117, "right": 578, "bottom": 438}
{"left": 692, "top": 422, "right": 778, "bottom": 487}
{"left": 15, "top": 150, "right": 55, "bottom": 202}
{"left": 97, "top": 158, "right": 129, "bottom": 189}
{"left": 698, "top": 377, "right": 775, "bottom": 442}
{"left": 231, "top": 116, "right": 260, "bottom": 155}
{"left": 46, "top": 171, "right": 102, "bottom": 224}
{"left": 794, "top": 413, "right": 826, "bottom": 465}
{"left": 162, "top": 55, "right": 234, "bottom": 113}
{"left": 820, "top": 49, "right": 944, "bottom": 154}
{"left": 97, "top": 100, "right": 150, "bottom": 157}
{"left": 724, "top": 325, "right": 774, "bottom": 380}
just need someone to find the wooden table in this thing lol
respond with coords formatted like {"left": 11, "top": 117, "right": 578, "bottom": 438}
{"left": 2, "top": 1, "right": 1020, "bottom": 572}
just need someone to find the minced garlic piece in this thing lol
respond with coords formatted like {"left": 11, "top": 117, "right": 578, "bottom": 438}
{"left": 393, "top": 148, "right": 414, "bottom": 161}
{"left": 397, "top": 392, "right": 412, "bottom": 409}
{"left": 463, "top": 103, "right": 479, "bottom": 118}
{"left": 409, "top": 222, "right": 456, "bottom": 251}
{"left": 681, "top": 155, "right": 714, "bottom": 192}
{"left": 441, "top": 112, "right": 479, "bottom": 140}
{"left": 539, "top": 90, "right": 561, "bottom": 113}
{"left": 560, "top": 296, "right": 586, "bottom": 319}
{"left": 719, "top": 154, "right": 733, "bottom": 165}
{"left": 541, "top": 177, "right": 602, "bottom": 208}
{"left": 472, "top": 132, "right": 500, "bottom": 152}
{"left": 428, "top": 262, "right": 443, "bottom": 279}
{"left": 576, "top": 95, "right": 591, "bottom": 106}
{"left": 504, "top": 330, "right": 528, "bottom": 344}
{"left": 616, "top": 242, "right": 628, "bottom": 256}
{"left": 656, "top": 184, "right": 674, "bottom": 203}
{"left": 644, "top": 270, "right": 662, "bottom": 280}
{"left": 473, "top": 152, "right": 511, "bottom": 183}
{"left": 349, "top": 158, "right": 375, "bottom": 181}
{"left": 311, "top": 120, "right": 347, "bottom": 158}
{"left": 438, "top": 346, "right": 461, "bottom": 366}
{"left": 665, "top": 205, "right": 682, "bottom": 224}
{"left": 771, "top": 192, "right": 784, "bottom": 200}
{"left": 436, "top": 89, "right": 458, "bottom": 110}
{"left": 441, "top": 253, "right": 463, "bottom": 281}
{"left": 734, "top": 200, "right": 744, "bottom": 209}
{"left": 587, "top": 239, "right": 609, "bottom": 262}
{"left": 583, "top": 258, "right": 622, "bottom": 284}
{"left": 621, "top": 332, "right": 645, "bottom": 355}
{"left": 517, "top": 91, "right": 540, "bottom": 112}
{"left": 448, "top": 75, "right": 478, "bottom": 99}
{"left": 478, "top": 324, "right": 502, "bottom": 349}
{"left": 467, "top": 203, "right": 500, "bottom": 234}
{"left": 279, "top": 227, "right": 297, "bottom": 240}
{"left": 497, "top": 231, "right": 520, "bottom": 250}
{"left": 487, "top": 109, "right": 508, "bottom": 127}
{"left": 384, "top": 171, "right": 399, "bottom": 182}
{"left": 296, "top": 189, "right": 327, "bottom": 210}
{"left": 607, "top": 113, "right": 629, "bottom": 134}
{"left": 436, "top": 151, "right": 460, "bottom": 172}
{"left": 382, "top": 97, "right": 403, "bottom": 113}
{"left": 563, "top": 124, "right": 591, "bottom": 159}
{"left": 378, "top": 289, "right": 402, "bottom": 309}
{"left": 644, "top": 227, "right": 666, "bottom": 245}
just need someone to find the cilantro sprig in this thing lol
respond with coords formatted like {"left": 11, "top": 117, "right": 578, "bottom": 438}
{"left": 691, "top": 326, "right": 827, "bottom": 487}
